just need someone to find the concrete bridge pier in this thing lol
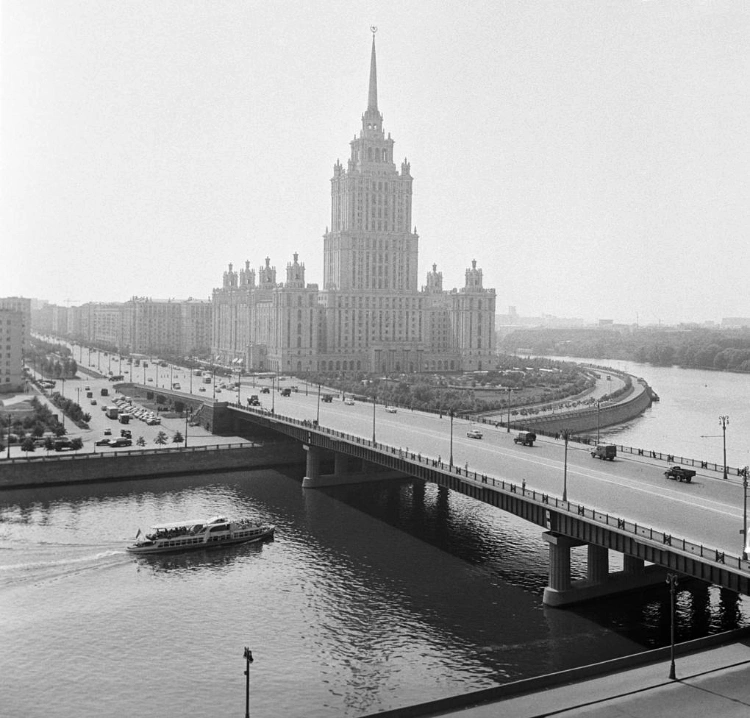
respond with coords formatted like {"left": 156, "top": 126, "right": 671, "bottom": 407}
{"left": 302, "top": 445, "right": 408, "bottom": 489}
{"left": 542, "top": 532, "right": 670, "bottom": 607}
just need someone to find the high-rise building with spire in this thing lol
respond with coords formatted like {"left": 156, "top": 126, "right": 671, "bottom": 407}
{"left": 212, "top": 33, "right": 495, "bottom": 374}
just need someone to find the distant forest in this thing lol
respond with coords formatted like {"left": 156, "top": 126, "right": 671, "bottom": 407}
{"left": 500, "top": 327, "right": 750, "bottom": 372}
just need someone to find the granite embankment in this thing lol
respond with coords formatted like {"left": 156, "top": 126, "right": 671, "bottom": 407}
{"left": 478, "top": 370, "right": 653, "bottom": 436}
{"left": 0, "top": 441, "right": 306, "bottom": 489}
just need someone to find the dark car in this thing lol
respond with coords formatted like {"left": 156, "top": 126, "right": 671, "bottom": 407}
{"left": 109, "top": 438, "right": 132, "bottom": 448}
{"left": 95, "top": 438, "right": 111, "bottom": 446}
{"left": 260, "top": 387, "right": 270, "bottom": 394}
{"left": 513, "top": 431, "right": 537, "bottom": 447}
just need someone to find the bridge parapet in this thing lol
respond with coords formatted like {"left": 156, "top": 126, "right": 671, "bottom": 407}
{"left": 227, "top": 402, "right": 750, "bottom": 603}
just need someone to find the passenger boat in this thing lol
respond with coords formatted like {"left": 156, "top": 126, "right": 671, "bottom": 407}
{"left": 126, "top": 515, "right": 275, "bottom": 555}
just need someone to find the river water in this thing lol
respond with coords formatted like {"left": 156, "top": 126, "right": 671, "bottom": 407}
{"left": 547, "top": 357, "right": 750, "bottom": 470}
{"left": 2, "top": 361, "right": 749, "bottom": 717}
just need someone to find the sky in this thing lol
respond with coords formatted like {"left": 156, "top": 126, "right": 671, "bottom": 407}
{"left": 2, "top": 0, "right": 749, "bottom": 325}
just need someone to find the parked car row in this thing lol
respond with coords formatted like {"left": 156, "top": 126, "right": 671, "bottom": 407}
{"left": 112, "top": 397, "right": 161, "bottom": 425}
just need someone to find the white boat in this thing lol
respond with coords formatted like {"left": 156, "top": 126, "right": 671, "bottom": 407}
{"left": 126, "top": 515, "right": 275, "bottom": 555}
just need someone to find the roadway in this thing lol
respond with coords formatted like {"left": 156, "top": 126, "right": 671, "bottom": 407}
{"left": 27, "top": 342, "right": 750, "bottom": 562}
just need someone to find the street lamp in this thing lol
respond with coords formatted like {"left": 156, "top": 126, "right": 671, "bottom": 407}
{"left": 243, "top": 647, "right": 254, "bottom": 718}
{"left": 562, "top": 429, "right": 570, "bottom": 502}
{"left": 317, "top": 384, "right": 321, "bottom": 425}
{"left": 506, "top": 387, "right": 512, "bottom": 432}
{"left": 596, "top": 400, "right": 601, "bottom": 444}
{"left": 666, "top": 573, "right": 678, "bottom": 680}
{"left": 719, "top": 416, "right": 729, "bottom": 480}
{"left": 372, "top": 396, "right": 376, "bottom": 444}
{"left": 184, "top": 408, "right": 192, "bottom": 448}
{"left": 449, "top": 409, "right": 455, "bottom": 469}
{"left": 742, "top": 466, "right": 749, "bottom": 560}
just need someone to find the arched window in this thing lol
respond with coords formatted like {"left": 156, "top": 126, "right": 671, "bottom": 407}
{"left": 368, "top": 148, "right": 373, "bottom": 161}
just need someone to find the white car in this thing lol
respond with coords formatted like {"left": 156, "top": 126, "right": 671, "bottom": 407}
{"left": 385, "top": 406, "right": 397, "bottom": 413}
{"left": 344, "top": 398, "right": 355, "bottom": 405}
{"left": 466, "top": 429, "right": 483, "bottom": 439}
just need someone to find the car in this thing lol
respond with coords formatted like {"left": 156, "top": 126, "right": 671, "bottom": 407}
{"left": 147, "top": 377, "right": 153, "bottom": 382}
{"left": 95, "top": 438, "right": 111, "bottom": 446}
{"left": 85, "top": 385, "right": 90, "bottom": 391}
{"left": 344, "top": 398, "right": 355, "bottom": 405}
{"left": 104, "top": 428, "right": 112, "bottom": 436}
{"left": 109, "top": 438, "right": 132, "bottom": 447}
{"left": 199, "top": 386, "right": 206, "bottom": 392}
{"left": 467, "top": 429, "right": 483, "bottom": 439}
{"left": 90, "top": 399, "right": 97, "bottom": 405}
{"left": 101, "top": 405, "right": 108, "bottom": 411}
{"left": 385, "top": 406, "right": 397, "bottom": 413}
{"left": 591, "top": 444, "right": 616, "bottom": 461}
{"left": 514, "top": 431, "right": 537, "bottom": 447}
{"left": 260, "top": 387, "right": 270, "bottom": 394}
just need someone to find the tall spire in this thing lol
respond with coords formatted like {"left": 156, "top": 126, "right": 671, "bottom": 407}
{"left": 368, "top": 26, "right": 378, "bottom": 112}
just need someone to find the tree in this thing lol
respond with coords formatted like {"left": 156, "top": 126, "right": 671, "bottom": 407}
{"left": 70, "top": 437, "right": 83, "bottom": 451}
{"left": 44, "top": 436, "right": 55, "bottom": 453}
{"left": 172, "top": 431, "right": 183, "bottom": 443}
{"left": 136, "top": 436, "right": 146, "bottom": 447}
{"left": 21, "top": 437, "right": 36, "bottom": 454}
{"left": 154, "top": 431, "right": 168, "bottom": 445}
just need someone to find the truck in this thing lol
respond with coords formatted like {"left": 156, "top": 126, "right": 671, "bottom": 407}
{"left": 118, "top": 413, "right": 131, "bottom": 424}
{"left": 591, "top": 444, "right": 617, "bottom": 461}
{"left": 100, "top": 387, "right": 109, "bottom": 396}
{"left": 665, "top": 466, "right": 696, "bottom": 483}
{"left": 280, "top": 388, "right": 292, "bottom": 397}
{"left": 513, "top": 431, "right": 537, "bottom": 447}
{"left": 247, "top": 395, "right": 260, "bottom": 406}
{"left": 106, "top": 406, "right": 119, "bottom": 420}
{"left": 322, "top": 394, "right": 334, "bottom": 403}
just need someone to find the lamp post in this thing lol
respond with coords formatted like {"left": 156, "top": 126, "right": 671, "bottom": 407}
{"left": 243, "top": 647, "right": 254, "bottom": 718}
{"left": 596, "top": 400, "right": 601, "bottom": 444}
{"left": 317, "top": 384, "right": 321, "bottom": 425}
{"left": 666, "top": 573, "right": 678, "bottom": 680}
{"left": 449, "top": 409, "right": 455, "bottom": 469}
{"left": 184, "top": 408, "right": 191, "bottom": 448}
{"left": 170, "top": 363, "right": 173, "bottom": 390}
{"left": 506, "top": 387, "right": 512, "bottom": 432}
{"left": 562, "top": 429, "right": 570, "bottom": 502}
{"left": 372, "top": 396, "right": 376, "bottom": 444}
{"left": 271, "top": 373, "right": 275, "bottom": 414}
{"left": 743, "top": 466, "right": 749, "bottom": 560}
{"left": 719, "top": 415, "right": 729, "bottom": 480}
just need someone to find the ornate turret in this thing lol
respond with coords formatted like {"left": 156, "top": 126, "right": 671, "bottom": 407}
{"left": 285, "top": 252, "right": 305, "bottom": 288}
{"left": 259, "top": 257, "right": 276, "bottom": 289}
{"left": 424, "top": 263, "right": 443, "bottom": 293}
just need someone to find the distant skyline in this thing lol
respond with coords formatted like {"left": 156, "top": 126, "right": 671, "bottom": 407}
{"left": 2, "top": 0, "right": 749, "bottom": 325}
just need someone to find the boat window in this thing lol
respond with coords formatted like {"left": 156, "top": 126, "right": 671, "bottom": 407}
{"left": 209, "top": 525, "right": 228, "bottom": 532}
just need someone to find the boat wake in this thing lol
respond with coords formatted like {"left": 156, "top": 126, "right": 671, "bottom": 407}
{"left": 0, "top": 545, "right": 131, "bottom": 588}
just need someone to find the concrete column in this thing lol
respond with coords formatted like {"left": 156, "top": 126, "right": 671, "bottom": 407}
{"left": 623, "top": 555, "right": 645, "bottom": 574}
{"left": 543, "top": 532, "right": 579, "bottom": 592}
{"left": 587, "top": 545, "right": 609, "bottom": 584}
{"left": 302, "top": 445, "right": 321, "bottom": 488}
{"left": 334, "top": 452, "right": 349, "bottom": 476}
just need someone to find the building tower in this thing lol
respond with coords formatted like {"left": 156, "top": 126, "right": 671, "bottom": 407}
{"left": 323, "top": 30, "right": 418, "bottom": 293}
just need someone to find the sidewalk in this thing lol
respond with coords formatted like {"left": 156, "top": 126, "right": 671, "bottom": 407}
{"left": 428, "top": 641, "right": 750, "bottom": 718}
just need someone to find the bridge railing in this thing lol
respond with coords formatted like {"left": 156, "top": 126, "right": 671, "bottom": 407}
{"left": 0, "top": 441, "right": 258, "bottom": 465}
{"left": 232, "top": 403, "right": 750, "bottom": 577}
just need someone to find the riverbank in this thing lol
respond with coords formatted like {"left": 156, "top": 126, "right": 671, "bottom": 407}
{"left": 0, "top": 441, "right": 306, "bottom": 489}
{"left": 361, "top": 628, "right": 750, "bottom": 718}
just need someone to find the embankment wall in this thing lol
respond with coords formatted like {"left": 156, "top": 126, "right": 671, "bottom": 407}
{"left": 0, "top": 442, "right": 306, "bottom": 490}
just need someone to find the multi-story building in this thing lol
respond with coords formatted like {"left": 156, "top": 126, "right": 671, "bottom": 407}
{"left": 212, "top": 35, "right": 496, "bottom": 374}
{"left": 0, "top": 297, "right": 30, "bottom": 393}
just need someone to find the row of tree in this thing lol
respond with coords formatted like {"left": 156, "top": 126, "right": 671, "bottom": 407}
{"left": 501, "top": 327, "right": 750, "bottom": 372}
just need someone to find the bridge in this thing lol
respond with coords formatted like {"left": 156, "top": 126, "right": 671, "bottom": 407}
{"left": 203, "top": 392, "right": 750, "bottom": 608}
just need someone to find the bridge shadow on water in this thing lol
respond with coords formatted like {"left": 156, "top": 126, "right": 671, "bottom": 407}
{"left": 320, "top": 476, "right": 750, "bottom": 656}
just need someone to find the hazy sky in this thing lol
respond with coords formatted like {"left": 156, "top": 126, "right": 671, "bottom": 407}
{"left": 2, "top": 0, "right": 749, "bottom": 325}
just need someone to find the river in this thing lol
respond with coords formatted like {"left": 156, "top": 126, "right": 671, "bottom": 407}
{"left": 2, "top": 362, "right": 749, "bottom": 717}
{"left": 546, "top": 356, "right": 750, "bottom": 470}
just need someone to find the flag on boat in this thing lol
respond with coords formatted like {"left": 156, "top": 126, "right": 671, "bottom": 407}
{"left": 135, "top": 528, "right": 141, "bottom": 539}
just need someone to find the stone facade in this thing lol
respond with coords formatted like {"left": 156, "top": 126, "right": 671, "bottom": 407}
{"left": 212, "top": 36, "right": 496, "bottom": 374}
